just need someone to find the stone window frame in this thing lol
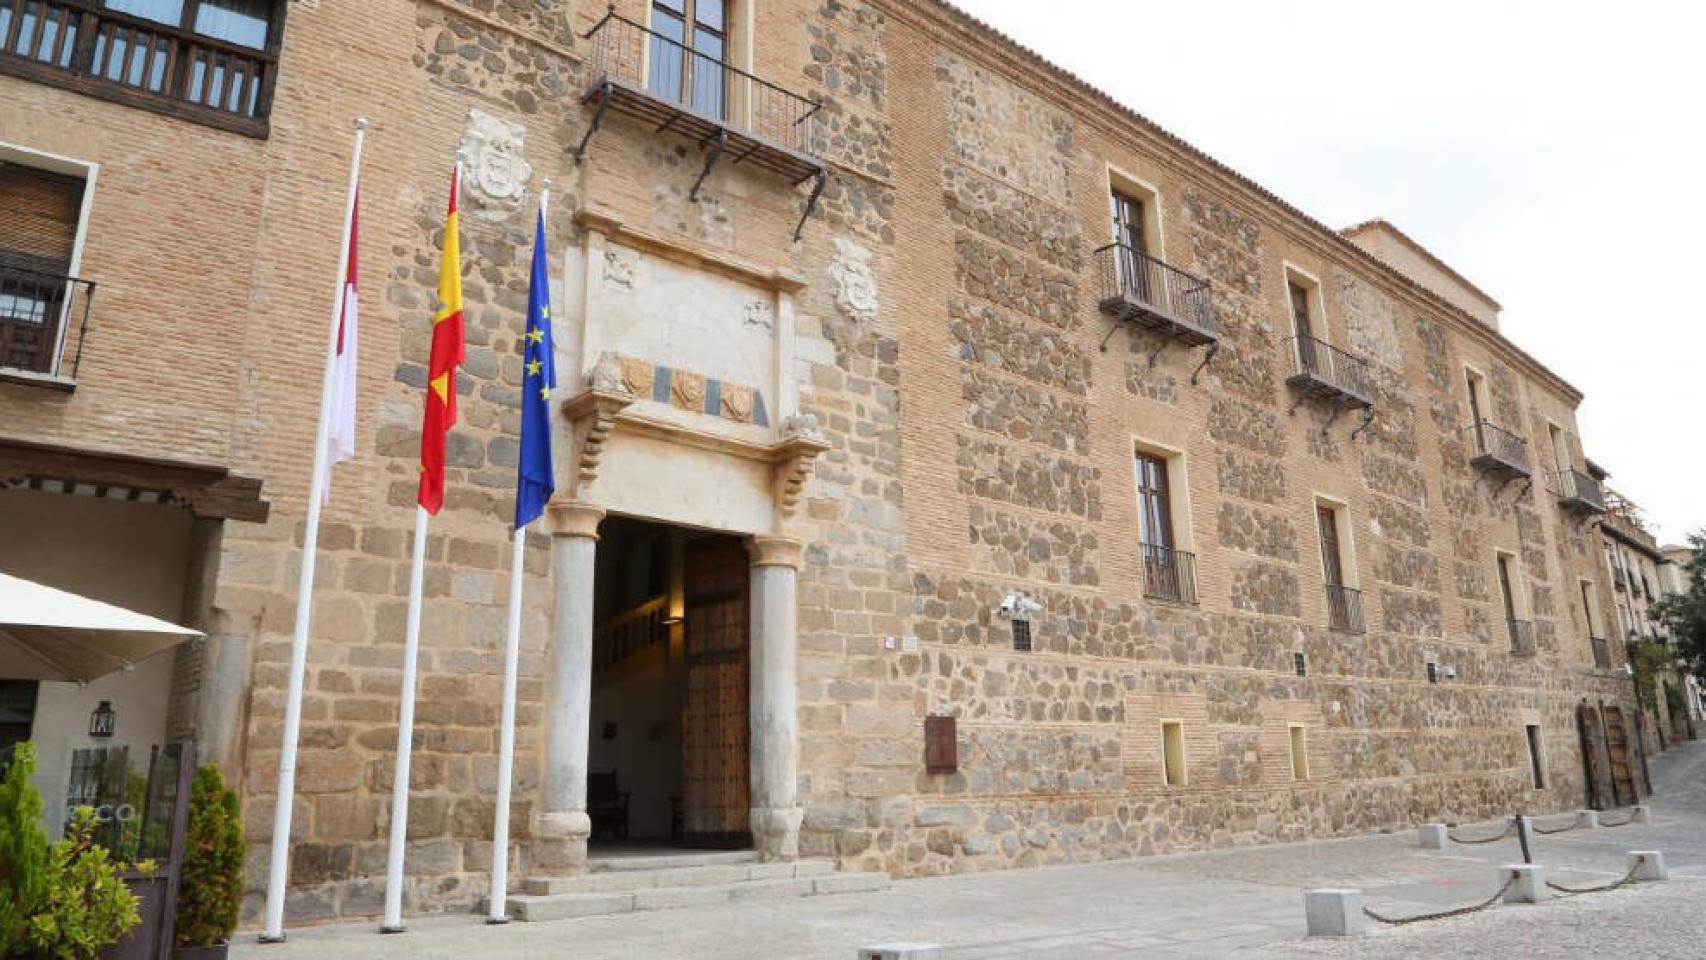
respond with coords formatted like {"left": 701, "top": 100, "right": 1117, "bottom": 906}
{"left": 1579, "top": 577, "right": 1606, "bottom": 641}
{"left": 1159, "top": 718, "right": 1187, "bottom": 788}
{"left": 1494, "top": 547, "right": 1532, "bottom": 620}
{"left": 1287, "top": 724, "right": 1309, "bottom": 781}
{"left": 1310, "top": 494, "right": 1361, "bottom": 592}
{"left": 1130, "top": 436, "right": 1197, "bottom": 556}
{"left": 1104, "top": 162, "right": 1166, "bottom": 260}
{"left": 0, "top": 139, "right": 99, "bottom": 388}
{"left": 1281, "top": 261, "right": 1331, "bottom": 352}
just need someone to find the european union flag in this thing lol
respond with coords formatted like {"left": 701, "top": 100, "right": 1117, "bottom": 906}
{"left": 515, "top": 206, "right": 555, "bottom": 530}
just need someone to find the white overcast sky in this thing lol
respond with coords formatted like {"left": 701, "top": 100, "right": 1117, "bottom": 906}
{"left": 956, "top": 0, "right": 1704, "bottom": 544}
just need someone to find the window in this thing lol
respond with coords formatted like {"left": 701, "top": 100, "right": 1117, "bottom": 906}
{"left": 650, "top": 0, "right": 728, "bottom": 118}
{"left": 1525, "top": 724, "right": 1546, "bottom": 789}
{"left": 0, "top": 151, "right": 94, "bottom": 381}
{"left": 0, "top": 0, "right": 285, "bottom": 131}
{"left": 1426, "top": 659, "right": 1439, "bottom": 684}
{"left": 1289, "top": 282, "right": 1314, "bottom": 340}
{"left": 1288, "top": 725, "right": 1309, "bottom": 781}
{"left": 1160, "top": 721, "right": 1186, "bottom": 787}
{"left": 1136, "top": 448, "right": 1195, "bottom": 603}
{"left": 1580, "top": 579, "right": 1603, "bottom": 638}
{"left": 1010, "top": 617, "right": 1032, "bottom": 653}
{"left": 1110, "top": 189, "right": 1151, "bottom": 300}
{"left": 1316, "top": 500, "right": 1362, "bottom": 633}
{"left": 1498, "top": 552, "right": 1533, "bottom": 653}
{"left": 1547, "top": 422, "right": 1570, "bottom": 479}
{"left": 1293, "top": 651, "right": 1307, "bottom": 677}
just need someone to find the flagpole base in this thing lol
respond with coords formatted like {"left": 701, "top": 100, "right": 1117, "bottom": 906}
{"left": 257, "top": 933, "right": 287, "bottom": 944}
{"left": 486, "top": 915, "right": 512, "bottom": 925}
{"left": 379, "top": 924, "right": 407, "bottom": 935}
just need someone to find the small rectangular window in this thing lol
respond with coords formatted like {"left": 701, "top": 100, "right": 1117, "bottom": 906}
{"left": 1293, "top": 651, "right": 1307, "bottom": 677}
{"left": 1160, "top": 721, "right": 1186, "bottom": 787}
{"left": 1011, "top": 618, "right": 1032, "bottom": 653}
{"left": 1289, "top": 725, "right": 1309, "bottom": 781}
{"left": 1426, "top": 660, "right": 1440, "bottom": 684}
{"left": 1525, "top": 724, "right": 1546, "bottom": 789}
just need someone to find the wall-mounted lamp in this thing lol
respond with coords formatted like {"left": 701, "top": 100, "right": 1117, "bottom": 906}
{"left": 89, "top": 700, "right": 115, "bottom": 739}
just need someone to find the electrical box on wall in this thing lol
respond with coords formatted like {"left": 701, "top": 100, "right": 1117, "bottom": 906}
{"left": 924, "top": 714, "right": 957, "bottom": 774}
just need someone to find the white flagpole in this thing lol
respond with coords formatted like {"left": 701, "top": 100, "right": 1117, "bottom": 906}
{"left": 488, "top": 181, "right": 549, "bottom": 924}
{"left": 261, "top": 116, "right": 368, "bottom": 944}
{"left": 380, "top": 504, "right": 430, "bottom": 932}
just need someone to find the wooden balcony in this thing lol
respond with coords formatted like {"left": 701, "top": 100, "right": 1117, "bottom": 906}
{"left": 1095, "top": 244, "right": 1218, "bottom": 348}
{"left": 1469, "top": 420, "right": 1531, "bottom": 481}
{"left": 1287, "top": 335, "right": 1373, "bottom": 409}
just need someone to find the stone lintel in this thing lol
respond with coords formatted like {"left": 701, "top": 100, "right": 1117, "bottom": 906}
{"left": 575, "top": 207, "right": 807, "bottom": 294}
{"left": 545, "top": 500, "right": 605, "bottom": 540}
{"left": 748, "top": 535, "right": 804, "bottom": 570}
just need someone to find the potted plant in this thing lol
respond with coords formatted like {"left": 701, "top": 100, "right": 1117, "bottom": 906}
{"left": 0, "top": 742, "right": 142, "bottom": 959}
{"left": 172, "top": 766, "right": 245, "bottom": 960}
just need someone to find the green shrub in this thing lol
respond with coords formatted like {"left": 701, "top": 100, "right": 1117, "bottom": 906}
{"left": 0, "top": 744, "right": 142, "bottom": 959}
{"left": 174, "top": 766, "right": 245, "bottom": 948}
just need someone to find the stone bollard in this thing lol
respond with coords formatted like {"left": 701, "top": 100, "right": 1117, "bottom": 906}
{"left": 1304, "top": 889, "right": 1365, "bottom": 937}
{"left": 1629, "top": 851, "right": 1668, "bottom": 881}
{"left": 1418, "top": 824, "right": 1448, "bottom": 850}
{"left": 1632, "top": 804, "right": 1652, "bottom": 824}
{"left": 1502, "top": 865, "right": 1547, "bottom": 904}
{"left": 1579, "top": 810, "right": 1599, "bottom": 829}
{"left": 858, "top": 945, "right": 942, "bottom": 960}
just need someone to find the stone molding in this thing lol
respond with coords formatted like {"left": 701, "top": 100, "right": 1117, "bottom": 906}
{"left": 575, "top": 207, "right": 807, "bottom": 293}
{"left": 457, "top": 107, "right": 532, "bottom": 215}
{"left": 748, "top": 535, "right": 804, "bottom": 570}
{"left": 544, "top": 500, "right": 605, "bottom": 540}
{"left": 560, "top": 379, "right": 635, "bottom": 494}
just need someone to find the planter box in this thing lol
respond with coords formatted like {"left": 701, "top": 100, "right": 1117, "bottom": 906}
{"left": 172, "top": 944, "right": 230, "bottom": 960}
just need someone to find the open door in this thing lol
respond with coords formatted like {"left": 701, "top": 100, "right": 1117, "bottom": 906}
{"left": 680, "top": 536, "right": 751, "bottom": 848}
{"left": 1601, "top": 705, "right": 1638, "bottom": 807}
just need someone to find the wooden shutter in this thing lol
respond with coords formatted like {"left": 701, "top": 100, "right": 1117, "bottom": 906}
{"left": 0, "top": 164, "right": 84, "bottom": 265}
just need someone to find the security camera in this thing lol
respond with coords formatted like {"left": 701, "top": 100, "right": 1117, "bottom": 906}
{"left": 997, "top": 594, "right": 1043, "bottom": 619}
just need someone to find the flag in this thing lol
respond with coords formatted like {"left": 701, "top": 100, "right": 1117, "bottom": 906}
{"left": 321, "top": 187, "right": 360, "bottom": 503}
{"left": 418, "top": 165, "right": 465, "bottom": 515}
{"left": 515, "top": 205, "right": 556, "bottom": 529}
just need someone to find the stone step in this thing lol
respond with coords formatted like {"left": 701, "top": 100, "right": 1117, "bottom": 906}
{"left": 589, "top": 849, "right": 759, "bottom": 873}
{"left": 507, "top": 866, "right": 890, "bottom": 922}
{"left": 522, "top": 858, "right": 835, "bottom": 895}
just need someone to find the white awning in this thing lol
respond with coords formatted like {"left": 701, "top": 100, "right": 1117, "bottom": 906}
{"left": 0, "top": 572, "right": 201, "bottom": 682}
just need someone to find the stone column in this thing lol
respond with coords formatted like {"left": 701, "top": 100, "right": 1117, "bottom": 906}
{"left": 748, "top": 535, "right": 803, "bottom": 860}
{"left": 535, "top": 500, "right": 604, "bottom": 874}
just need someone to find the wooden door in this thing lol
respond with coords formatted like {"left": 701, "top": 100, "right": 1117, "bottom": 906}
{"left": 1602, "top": 705, "right": 1637, "bottom": 807}
{"left": 680, "top": 536, "right": 751, "bottom": 848}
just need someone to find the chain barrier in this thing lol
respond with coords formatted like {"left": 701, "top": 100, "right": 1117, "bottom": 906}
{"left": 1598, "top": 811, "right": 1637, "bottom": 827}
{"left": 1531, "top": 813, "right": 1585, "bottom": 836}
{"left": 1546, "top": 857, "right": 1644, "bottom": 896}
{"left": 1447, "top": 823, "right": 1515, "bottom": 845}
{"left": 1361, "top": 872, "right": 1518, "bottom": 926}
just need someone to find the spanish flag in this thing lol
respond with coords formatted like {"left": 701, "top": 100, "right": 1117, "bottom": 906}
{"left": 418, "top": 165, "right": 465, "bottom": 515}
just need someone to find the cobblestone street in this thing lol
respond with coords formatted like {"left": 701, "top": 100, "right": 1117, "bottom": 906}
{"left": 235, "top": 739, "right": 1706, "bottom": 959}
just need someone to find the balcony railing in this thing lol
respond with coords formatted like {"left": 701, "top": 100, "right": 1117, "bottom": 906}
{"left": 1508, "top": 618, "right": 1536, "bottom": 656}
{"left": 0, "top": 0, "right": 279, "bottom": 134}
{"left": 1554, "top": 467, "right": 1608, "bottom": 515}
{"left": 0, "top": 263, "right": 94, "bottom": 385}
{"left": 1095, "top": 244, "right": 1218, "bottom": 347}
{"left": 1590, "top": 636, "right": 1610, "bottom": 669}
{"left": 592, "top": 595, "right": 670, "bottom": 671}
{"left": 1140, "top": 542, "right": 1198, "bottom": 605}
{"left": 579, "top": 11, "right": 822, "bottom": 184}
{"left": 1326, "top": 584, "right": 1365, "bottom": 634}
{"left": 1287, "top": 335, "right": 1373, "bottom": 408}
{"left": 1469, "top": 419, "right": 1531, "bottom": 479}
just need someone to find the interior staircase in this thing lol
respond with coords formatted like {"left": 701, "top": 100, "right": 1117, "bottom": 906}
{"left": 505, "top": 850, "right": 890, "bottom": 922}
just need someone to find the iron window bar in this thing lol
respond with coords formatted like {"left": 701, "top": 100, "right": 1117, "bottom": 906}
{"left": 1139, "top": 541, "right": 1198, "bottom": 605}
{"left": 1553, "top": 467, "right": 1608, "bottom": 515}
{"left": 0, "top": 262, "right": 95, "bottom": 385}
{"left": 1508, "top": 618, "right": 1536, "bottom": 656}
{"left": 1286, "top": 334, "right": 1374, "bottom": 409}
{"left": 1325, "top": 583, "right": 1365, "bottom": 634}
{"left": 1468, "top": 418, "right": 1532, "bottom": 480}
{"left": 1590, "top": 636, "right": 1610, "bottom": 669}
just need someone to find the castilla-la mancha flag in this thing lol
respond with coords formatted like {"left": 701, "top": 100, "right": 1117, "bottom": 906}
{"left": 418, "top": 166, "right": 465, "bottom": 515}
{"left": 320, "top": 187, "right": 360, "bottom": 503}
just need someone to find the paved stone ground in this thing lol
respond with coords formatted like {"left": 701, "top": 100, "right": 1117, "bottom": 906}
{"left": 236, "top": 740, "right": 1706, "bottom": 959}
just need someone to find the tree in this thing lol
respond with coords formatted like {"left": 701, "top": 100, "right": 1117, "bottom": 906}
{"left": 1652, "top": 532, "right": 1706, "bottom": 679}
{"left": 0, "top": 742, "right": 52, "bottom": 951}
{"left": 175, "top": 765, "right": 246, "bottom": 949}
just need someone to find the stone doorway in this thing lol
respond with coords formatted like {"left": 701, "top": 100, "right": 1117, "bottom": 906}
{"left": 587, "top": 518, "right": 751, "bottom": 851}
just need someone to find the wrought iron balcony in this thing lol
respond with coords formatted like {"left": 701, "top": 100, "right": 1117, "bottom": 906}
{"left": 1613, "top": 568, "right": 1628, "bottom": 593}
{"left": 576, "top": 10, "right": 826, "bottom": 236}
{"left": 1508, "top": 618, "right": 1536, "bottom": 656}
{"left": 1140, "top": 542, "right": 1198, "bottom": 605}
{"left": 1469, "top": 419, "right": 1531, "bottom": 480}
{"left": 1590, "top": 636, "right": 1610, "bottom": 670}
{"left": 1287, "top": 335, "right": 1373, "bottom": 409}
{"left": 0, "top": 0, "right": 279, "bottom": 135}
{"left": 1553, "top": 467, "right": 1607, "bottom": 515}
{"left": 1095, "top": 244, "right": 1218, "bottom": 348}
{"left": 1326, "top": 584, "right": 1365, "bottom": 634}
{"left": 0, "top": 262, "right": 94, "bottom": 387}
